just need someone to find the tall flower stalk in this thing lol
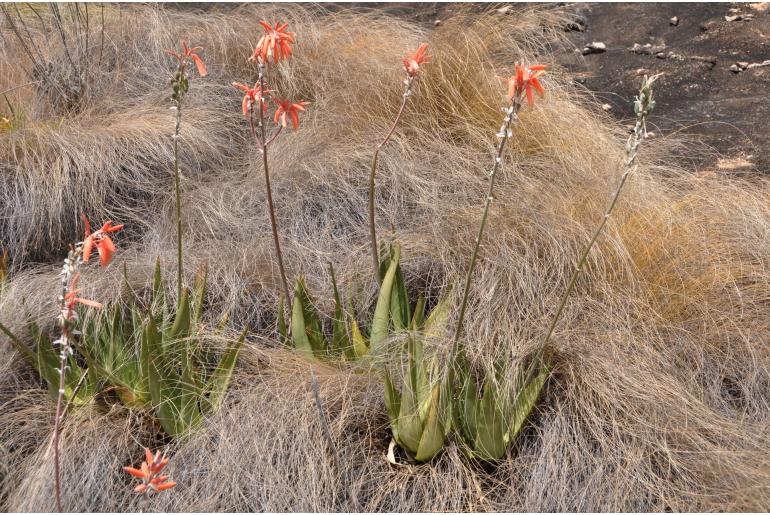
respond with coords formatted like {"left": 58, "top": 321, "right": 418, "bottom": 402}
{"left": 368, "top": 43, "right": 430, "bottom": 279}
{"left": 234, "top": 21, "right": 308, "bottom": 315}
{"left": 449, "top": 64, "right": 547, "bottom": 374}
{"left": 53, "top": 216, "right": 123, "bottom": 511}
{"left": 531, "top": 73, "right": 660, "bottom": 368}
{"left": 165, "top": 41, "right": 207, "bottom": 299}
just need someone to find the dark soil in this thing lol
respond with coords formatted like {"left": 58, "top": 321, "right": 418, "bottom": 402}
{"left": 553, "top": 2, "right": 770, "bottom": 173}
{"left": 351, "top": 2, "right": 770, "bottom": 173}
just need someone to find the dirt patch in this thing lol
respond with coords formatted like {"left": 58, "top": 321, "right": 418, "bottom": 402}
{"left": 551, "top": 2, "right": 770, "bottom": 173}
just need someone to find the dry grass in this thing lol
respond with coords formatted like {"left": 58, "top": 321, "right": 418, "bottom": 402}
{"left": 1, "top": 3, "right": 769, "bottom": 512}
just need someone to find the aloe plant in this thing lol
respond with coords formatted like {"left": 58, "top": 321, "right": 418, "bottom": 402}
{"left": 0, "top": 259, "right": 244, "bottom": 439}
{"left": 384, "top": 334, "right": 451, "bottom": 462}
{"left": 281, "top": 266, "right": 360, "bottom": 361}
{"left": 454, "top": 357, "right": 549, "bottom": 461}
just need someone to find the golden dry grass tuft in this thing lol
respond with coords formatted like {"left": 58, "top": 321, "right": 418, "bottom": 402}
{"left": 1, "top": 3, "right": 769, "bottom": 511}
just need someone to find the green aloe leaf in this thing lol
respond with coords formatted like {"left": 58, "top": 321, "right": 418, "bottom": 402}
{"left": 277, "top": 295, "right": 288, "bottom": 346}
{"left": 383, "top": 368, "right": 401, "bottom": 442}
{"left": 291, "top": 278, "right": 326, "bottom": 359}
{"left": 395, "top": 349, "right": 422, "bottom": 453}
{"left": 423, "top": 293, "right": 452, "bottom": 339}
{"left": 169, "top": 288, "right": 192, "bottom": 342}
{"left": 349, "top": 318, "right": 369, "bottom": 359}
{"left": 329, "top": 263, "right": 349, "bottom": 356}
{"left": 410, "top": 292, "right": 425, "bottom": 331}
{"left": 390, "top": 261, "right": 410, "bottom": 332}
{"left": 206, "top": 328, "right": 246, "bottom": 410}
{"left": 509, "top": 363, "right": 550, "bottom": 441}
{"left": 414, "top": 384, "right": 446, "bottom": 462}
{"left": 370, "top": 244, "right": 400, "bottom": 355}
{"left": 0, "top": 319, "right": 35, "bottom": 367}
{"left": 474, "top": 379, "right": 507, "bottom": 461}
{"left": 192, "top": 264, "right": 207, "bottom": 324}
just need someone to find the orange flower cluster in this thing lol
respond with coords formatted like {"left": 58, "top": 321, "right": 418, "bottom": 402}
{"left": 273, "top": 98, "right": 309, "bottom": 129}
{"left": 403, "top": 43, "right": 431, "bottom": 77}
{"left": 250, "top": 21, "right": 295, "bottom": 64}
{"left": 166, "top": 41, "right": 208, "bottom": 77}
{"left": 81, "top": 215, "right": 124, "bottom": 267}
{"left": 123, "top": 448, "right": 176, "bottom": 495}
{"left": 504, "top": 64, "right": 547, "bottom": 106}
{"left": 232, "top": 20, "right": 309, "bottom": 131}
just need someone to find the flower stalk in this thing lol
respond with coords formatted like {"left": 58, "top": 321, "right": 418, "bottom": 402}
{"left": 449, "top": 97, "right": 522, "bottom": 377}
{"left": 236, "top": 21, "right": 307, "bottom": 320}
{"left": 254, "top": 60, "right": 292, "bottom": 309}
{"left": 449, "top": 63, "right": 546, "bottom": 382}
{"left": 166, "top": 41, "right": 207, "bottom": 299}
{"left": 534, "top": 74, "right": 660, "bottom": 361}
{"left": 368, "top": 76, "right": 415, "bottom": 279}
{"left": 368, "top": 43, "right": 430, "bottom": 281}
{"left": 52, "top": 216, "right": 122, "bottom": 511}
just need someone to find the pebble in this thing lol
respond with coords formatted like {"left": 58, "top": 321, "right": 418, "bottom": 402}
{"left": 601, "top": 103, "right": 612, "bottom": 111}
{"left": 670, "top": 16, "right": 679, "bottom": 26}
{"left": 434, "top": 19, "right": 442, "bottom": 27}
{"left": 629, "top": 43, "right": 667, "bottom": 55}
{"left": 582, "top": 42, "right": 607, "bottom": 55}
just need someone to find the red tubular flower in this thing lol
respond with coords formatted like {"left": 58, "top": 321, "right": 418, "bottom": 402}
{"left": 250, "top": 20, "right": 295, "bottom": 64}
{"left": 123, "top": 448, "right": 176, "bottom": 495}
{"left": 273, "top": 98, "right": 309, "bottom": 129}
{"left": 81, "top": 215, "right": 124, "bottom": 267}
{"left": 62, "top": 274, "right": 103, "bottom": 311}
{"left": 166, "top": 40, "right": 208, "bottom": 77}
{"left": 232, "top": 82, "right": 269, "bottom": 115}
{"left": 402, "top": 43, "right": 431, "bottom": 77}
{"left": 505, "top": 64, "right": 547, "bottom": 106}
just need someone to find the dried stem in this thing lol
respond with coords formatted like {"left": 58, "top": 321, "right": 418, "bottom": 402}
{"left": 368, "top": 76, "right": 415, "bottom": 280}
{"left": 517, "top": 75, "right": 660, "bottom": 394}
{"left": 310, "top": 368, "right": 339, "bottom": 466}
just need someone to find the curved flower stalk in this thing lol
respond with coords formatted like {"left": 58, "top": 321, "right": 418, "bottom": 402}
{"left": 234, "top": 20, "right": 308, "bottom": 317}
{"left": 52, "top": 215, "right": 123, "bottom": 511}
{"left": 368, "top": 43, "right": 431, "bottom": 280}
{"left": 165, "top": 41, "right": 207, "bottom": 299}
{"left": 520, "top": 73, "right": 662, "bottom": 387}
{"left": 123, "top": 448, "right": 176, "bottom": 496}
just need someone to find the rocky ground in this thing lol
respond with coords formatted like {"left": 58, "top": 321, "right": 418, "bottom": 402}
{"left": 369, "top": 2, "right": 770, "bottom": 173}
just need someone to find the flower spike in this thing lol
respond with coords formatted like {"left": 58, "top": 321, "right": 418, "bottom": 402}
{"left": 504, "top": 64, "right": 547, "bottom": 106}
{"left": 166, "top": 40, "right": 207, "bottom": 77}
{"left": 250, "top": 20, "right": 295, "bottom": 65}
{"left": 403, "top": 43, "right": 431, "bottom": 77}
{"left": 123, "top": 448, "right": 176, "bottom": 496}
{"left": 233, "top": 82, "right": 270, "bottom": 115}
